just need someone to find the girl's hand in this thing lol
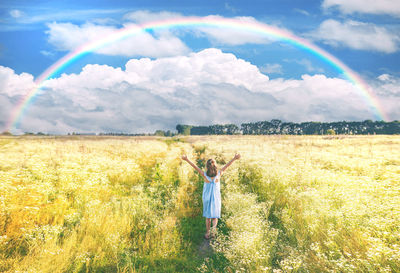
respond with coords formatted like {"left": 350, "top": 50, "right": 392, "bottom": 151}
{"left": 234, "top": 153, "right": 241, "bottom": 160}
{"left": 181, "top": 155, "right": 188, "bottom": 161}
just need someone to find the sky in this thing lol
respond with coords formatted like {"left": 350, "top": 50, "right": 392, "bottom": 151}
{"left": 0, "top": 0, "right": 399, "bottom": 134}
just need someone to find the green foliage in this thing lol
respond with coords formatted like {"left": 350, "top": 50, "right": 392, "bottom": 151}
{"left": 154, "top": 130, "right": 165, "bottom": 136}
{"left": 176, "top": 124, "right": 192, "bottom": 135}
{"left": 326, "top": 129, "right": 336, "bottom": 135}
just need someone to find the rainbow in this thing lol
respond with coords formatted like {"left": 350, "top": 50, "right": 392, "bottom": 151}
{"left": 6, "top": 16, "right": 387, "bottom": 132}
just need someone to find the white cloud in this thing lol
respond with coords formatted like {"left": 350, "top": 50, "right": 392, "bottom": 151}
{"left": 375, "top": 74, "right": 400, "bottom": 96}
{"left": 259, "top": 63, "right": 283, "bottom": 75}
{"left": 123, "top": 10, "right": 183, "bottom": 24}
{"left": 123, "top": 11, "right": 286, "bottom": 46}
{"left": 46, "top": 22, "right": 111, "bottom": 52}
{"left": 46, "top": 22, "right": 190, "bottom": 58}
{"left": 294, "top": 9, "right": 310, "bottom": 16}
{"left": 45, "top": 12, "right": 291, "bottom": 56}
{"left": 0, "top": 66, "right": 35, "bottom": 97}
{"left": 372, "top": 74, "right": 400, "bottom": 120}
{"left": 322, "top": 0, "right": 400, "bottom": 17}
{"left": 13, "top": 9, "right": 123, "bottom": 25}
{"left": 2, "top": 49, "right": 398, "bottom": 134}
{"left": 45, "top": 48, "right": 270, "bottom": 97}
{"left": 40, "top": 50, "right": 54, "bottom": 57}
{"left": 1, "top": 8, "right": 125, "bottom": 31}
{"left": 270, "top": 74, "right": 373, "bottom": 121}
{"left": 0, "top": 66, "right": 36, "bottom": 132}
{"left": 196, "top": 15, "right": 276, "bottom": 45}
{"left": 377, "top": 74, "right": 391, "bottom": 82}
{"left": 309, "top": 19, "right": 399, "bottom": 53}
{"left": 10, "top": 9, "right": 24, "bottom": 18}
{"left": 294, "top": 59, "right": 324, "bottom": 73}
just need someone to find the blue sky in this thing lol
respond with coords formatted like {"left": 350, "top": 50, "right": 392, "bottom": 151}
{"left": 0, "top": 0, "right": 399, "bottom": 134}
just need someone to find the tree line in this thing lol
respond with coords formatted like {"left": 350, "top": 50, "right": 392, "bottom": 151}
{"left": 175, "top": 120, "right": 400, "bottom": 135}
{"left": 2, "top": 119, "right": 399, "bottom": 136}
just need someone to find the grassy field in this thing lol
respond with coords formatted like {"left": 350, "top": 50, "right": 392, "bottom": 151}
{"left": 0, "top": 135, "right": 399, "bottom": 272}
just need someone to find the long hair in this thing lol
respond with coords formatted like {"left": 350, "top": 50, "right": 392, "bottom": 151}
{"left": 206, "top": 159, "right": 218, "bottom": 177}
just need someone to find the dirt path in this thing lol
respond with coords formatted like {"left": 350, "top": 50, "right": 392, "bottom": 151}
{"left": 198, "top": 238, "right": 213, "bottom": 258}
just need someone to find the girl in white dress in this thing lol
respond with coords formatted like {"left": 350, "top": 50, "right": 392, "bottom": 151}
{"left": 182, "top": 153, "right": 241, "bottom": 239}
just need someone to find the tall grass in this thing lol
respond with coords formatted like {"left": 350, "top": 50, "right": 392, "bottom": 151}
{"left": 0, "top": 137, "right": 200, "bottom": 272}
{"left": 199, "top": 135, "right": 400, "bottom": 272}
{"left": 0, "top": 135, "right": 399, "bottom": 272}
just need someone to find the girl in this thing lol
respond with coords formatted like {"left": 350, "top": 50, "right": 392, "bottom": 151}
{"left": 181, "top": 153, "right": 241, "bottom": 239}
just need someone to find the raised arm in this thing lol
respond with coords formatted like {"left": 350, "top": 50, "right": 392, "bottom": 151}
{"left": 181, "top": 155, "right": 208, "bottom": 181}
{"left": 221, "top": 153, "right": 241, "bottom": 173}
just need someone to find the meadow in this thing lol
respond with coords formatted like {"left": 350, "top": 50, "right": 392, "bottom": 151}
{"left": 0, "top": 135, "right": 399, "bottom": 272}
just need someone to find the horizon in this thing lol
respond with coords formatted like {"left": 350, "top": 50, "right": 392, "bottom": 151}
{"left": 3, "top": 119, "right": 398, "bottom": 136}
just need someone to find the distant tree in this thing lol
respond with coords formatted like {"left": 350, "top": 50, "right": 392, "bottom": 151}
{"left": 271, "top": 119, "right": 282, "bottom": 133}
{"left": 191, "top": 126, "right": 210, "bottom": 135}
{"left": 326, "top": 129, "right": 336, "bottom": 135}
{"left": 209, "top": 124, "right": 224, "bottom": 135}
{"left": 177, "top": 120, "right": 400, "bottom": 136}
{"left": 154, "top": 130, "right": 165, "bottom": 136}
{"left": 225, "top": 124, "right": 240, "bottom": 135}
{"left": 176, "top": 124, "right": 192, "bottom": 135}
{"left": 241, "top": 123, "right": 252, "bottom": 135}
{"left": 1, "top": 131, "right": 12, "bottom": 136}
{"left": 388, "top": 121, "right": 400, "bottom": 134}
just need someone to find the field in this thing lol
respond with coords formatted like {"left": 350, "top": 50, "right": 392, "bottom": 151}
{"left": 0, "top": 135, "right": 399, "bottom": 272}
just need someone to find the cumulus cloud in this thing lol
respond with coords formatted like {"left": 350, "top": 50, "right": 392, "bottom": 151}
{"left": 271, "top": 74, "right": 374, "bottom": 121}
{"left": 123, "top": 11, "right": 278, "bottom": 45}
{"left": 195, "top": 15, "right": 277, "bottom": 45}
{"left": 0, "top": 66, "right": 36, "bottom": 131}
{"left": 322, "top": 0, "right": 400, "bottom": 17}
{"left": 46, "top": 21, "right": 190, "bottom": 58}
{"left": 45, "top": 11, "right": 290, "bottom": 56}
{"left": 375, "top": 74, "right": 400, "bottom": 96}
{"left": 309, "top": 19, "right": 399, "bottom": 53}
{"left": 46, "top": 22, "right": 189, "bottom": 58}
{"left": 0, "top": 66, "right": 35, "bottom": 96}
{"left": 372, "top": 74, "right": 400, "bottom": 120}
{"left": 1, "top": 50, "right": 398, "bottom": 134}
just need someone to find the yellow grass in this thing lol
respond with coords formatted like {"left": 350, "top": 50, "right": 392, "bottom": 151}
{"left": 0, "top": 135, "right": 399, "bottom": 272}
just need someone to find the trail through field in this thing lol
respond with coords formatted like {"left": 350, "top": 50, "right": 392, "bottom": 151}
{"left": 191, "top": 144, "right": 213, "bottom": 259}
{"left": 183, "top": 143, "right": 215, "bottom": 261}
{"left": 198, "top": 238, "right": 213, "bottom": 257}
